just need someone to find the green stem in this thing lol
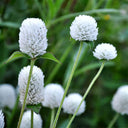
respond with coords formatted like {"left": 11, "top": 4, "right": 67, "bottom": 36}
{"left": 52, "top": 42, "right": 84, "bottom": 128}
{"left": 66, "top": 61, "right": 105, "bottom": 128}
{"left": 107, "top": 113, "right": 119, "bottom": 128}
{"left": 50, "top": 109, "right": 55, "bottom": 128}
{"left": 7, "top": 95, "right": 20, "bottom": 128}
{"left": 17, "top": 59, "right": 36, "bottom": 128}
{"left": 31, "top": 110, "right": 34, "bottom": 128}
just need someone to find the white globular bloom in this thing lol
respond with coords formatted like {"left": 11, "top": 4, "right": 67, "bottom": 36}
{"left": 18, "top": 65, "right": 44, "bottom": 105}
{"left": 70, "top": 15, "right": 98, "bottom": 41}
{"left": 93, "top": 43, "right": 117, "bottom": 60}
{"left": 111, "top": 85, "right": 128, "bottom": 115}
{"left": 0, "top": 110, "right": 4, "bottom": 128}
{"left": 19, "top": 18, "right": 48, "bottom": 58}
{"left": 20, "top": 111, "right": 42, "bottom": 128}
{"left": 42, "top": 83, "right": 64, "bottom": 109}
{"left": 0, "top": 84, "right": 16, "bottom": 109}
{"left": 63, "top": 93, "right": 86, "bottom": 116}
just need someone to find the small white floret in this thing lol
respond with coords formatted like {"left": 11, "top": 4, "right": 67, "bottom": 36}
{"left": 0, "top": 110, "right": 4, "bottom": 128}
{"left": 42, "top": 83, "right": 64, "bottom": 109}
{"left": 111, "top": 85, "right": 128, "bottom": 115}
{"left": 18, "top": 65, "right": 44, "bottom": 105}
{"left": 19, "top": 18, "right": 48, "bottom": 58}
{"left": 63, "top": 93, "right": 86, "bottom": 116}
{"left": 70, "top": 15, "right": 98, "bottom": 41}
{"left": 93, "top": 43, "right": 117, "bottom": 60}
{"left": 0, "top": 84, "right": 16, "bottom": 109}
{"left": 20, "top": 110, "right": 42, "bottom": 128}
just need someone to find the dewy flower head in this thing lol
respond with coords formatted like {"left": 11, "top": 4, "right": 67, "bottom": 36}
{"left": 111, "top": 85, "right": 128, "bottom": 115}
{"left": 70, "top": 15, "right": 98, "bottom": 41}
{"left": 0, "top": 84, "right": 16, "bottom": 109}
{"left": 93, "top": 43, "right": 117, "bottom": 60}
{"left": 20, "top": 110, "right": 42, "bottom": 128}
{"left": 0, "top": 110, "right": 4, "bottom": 128}
{"left": 63, "top": 93, "right": 86, "bottom": 116}
{"left": 19, "top": 18, "right": 48, "bottom": 58}
{"left": 42, "top": 83, "right": 64, "bottom": 109}
{"left": 18, "top": 65, "right": 44, "bottom": 105}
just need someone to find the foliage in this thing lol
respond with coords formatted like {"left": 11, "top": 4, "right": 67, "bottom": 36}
{"left": 0, "top": 0, "right": 128, "bottom": 128}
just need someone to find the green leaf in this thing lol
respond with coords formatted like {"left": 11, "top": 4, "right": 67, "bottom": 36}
{"left": 27, "top": 104, "right": 42, "bottom": 114}
{"left": 39, "top": 52, "right": 60, "bottom": 64}
{"left": 5, "top": 51, "right": 28, "bottom": 64}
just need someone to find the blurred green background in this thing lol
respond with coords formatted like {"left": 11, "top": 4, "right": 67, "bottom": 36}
{"left": 0, "top": 0, "right": 128, "bottom": 128}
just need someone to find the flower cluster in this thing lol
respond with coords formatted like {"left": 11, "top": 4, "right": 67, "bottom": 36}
{"left": 63, "top": 93, "right": 86, "bottom": 115}
{"left": 42, "top": 83, "right": 64, "bottom": 109}
{"left": 0, "top": 110, "right": 4, "bottom": 128}
{"left": 19, "top": 18, "right": 48, "bottom": 58}
{"left": 111, "top": 85, "right": 128, "bottom": 115}
{"left": 0, "top": 84, "right": 16, "bottom": 109}
{"left": 18, "top": 65, "right": 44, "bottom": 105}
{"left": 20, "top": 111, "right": 42, "bottom": 128}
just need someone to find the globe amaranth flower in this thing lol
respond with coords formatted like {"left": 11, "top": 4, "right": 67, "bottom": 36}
{"left": 63, "top": 93, "right": 86, "bottom": 116}
{"left": 19, "top": 18, "right": 48, "bottom": 58}
{"left": 0, "top": 110, "right": 4, "bottom": 128}
{"left": 0, "top": 84, "right": 16, "bottom": 109}
{"left": 18, "top": 65, "right": 44, "bottom": 105}
{"left": 70, "top": 15, "right": 98, "bottom": 41}
{"left": 93, "top": 43, "right": 117, "bottom": 60}
{"left": 111, "top": 85, "right": 128, "bottom": 115}
{"left": 42, "top": 83, "right": 64, "bottom": 109}
{"left": 20, "top": 110, "right": 42, "bottom": 128}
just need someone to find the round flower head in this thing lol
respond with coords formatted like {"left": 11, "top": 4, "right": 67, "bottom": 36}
{"left": 111, "top": 85, "right": 128, "bottom": 115}
{"left": 0, "top": 110, "right": 4, "bottom": 128}
{"left": 63, "top": 93, "right": 86, "bottom": 116}
{"left": 42, "top": 83, "right": 64, "bottom": 109}
{"left": 19, "top": 18, "right": 48, "bottom": 58}
{"left": 18, "top": 65, "right": 44, "bottom": 105}
{"left": 20, "top": 110, "right": 42, "bottom": 128}
{"left": 0, "top": 84, "right": 16, "bottom": 109}
{"left": 93, "top": 43, "right": 117, "bottom": 60}
{"left": 70, "top": 15, "right": 98, "bottom": 41}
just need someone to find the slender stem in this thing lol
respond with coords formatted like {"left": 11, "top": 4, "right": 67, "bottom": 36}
{"left": 52, "top": 42, "right": 84, "bottom": 128}
{"left": 107, "top": 113, "right": 120, "bottom": 128}
{"left": 7, "top": 95, "right": 20, "bottom": 128}
{"left": 31, "top": 110, "right": 34, "bottom": 128}
{"left": 50, "top": 109, "right": 55, "bottom": 128}
{"left": 17, "top": 59, "right": 36, "bottom": 128}
{"left": 66, "top": 61, "right": 105, "bottom": 128}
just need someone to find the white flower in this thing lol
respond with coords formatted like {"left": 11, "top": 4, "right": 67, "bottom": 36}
{"left": 19, "top": 18, "right": 48, "bottom": 58}
{"left": 0, "top": 84, "right": 16, "bottom": 109}
{"left": 20, "top": 110, "right": 42, "bottom": 128}
{"left": 70, "top": 15, "right": 98, "bottom": 41}
{"left": 42, "top": 83, "right": 64, "bottom": 109}
{"left": 0, "top": 110, "right": 4, "bottom": 128}
{"left": 63, "top": 93, "right": 86, "bottom": 116}
{"left": 93, "top": 43, "right": 117, "bottom": 60}
{"left": 111, "top": 85, "right": 128, "bottom": 115}
{"left": 18, "top": 65, "right": 44, "bottom": 105}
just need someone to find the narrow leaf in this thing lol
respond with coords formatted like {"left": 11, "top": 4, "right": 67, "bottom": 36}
{"left": 40, "top": 52, "right": 60, "bottom": 64}
{"left": 27, "top": 104, "right": 42, "bottom": 114}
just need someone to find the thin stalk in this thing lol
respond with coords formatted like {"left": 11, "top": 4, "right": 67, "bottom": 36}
{"left": 50, "top": 109, "right": 55, "bottom": 128}
{"left": 31, "top": 110, "right": 34, "bottom": 128}
{"left": 7, "top": 95, "right": 20, "bottom": 128}
{"left": 52, "top": 42, "right": 84, "bottom": 128}
{"left": 17, "top": 59, "right": 36, "bottom": 128}
{"left": 107, "top": 113, "right": 120, "bottom": 128}
{"left": 66, "top": 61, "right": 105, "bottom": 128}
